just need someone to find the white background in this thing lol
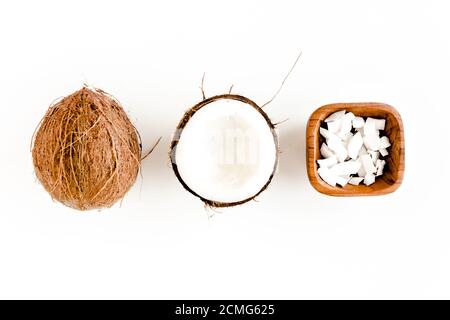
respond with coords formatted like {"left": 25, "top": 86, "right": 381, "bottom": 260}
{"left": 1, "top": 0, "right": 449, "bottom": 299}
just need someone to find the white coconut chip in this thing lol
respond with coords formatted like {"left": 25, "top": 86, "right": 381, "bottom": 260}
{"left": 363, "top": 134, "right": 380, "bottom": 151}
{"left": 320, "top": 143, "right": 335, "bottom": 159}
{"left": 352, "top": 117, "right": 365, "bottom": 129}
{"left": 364, "top": 117, "right": 378, "bottom": 137}
{"left": 360, "top": 154, "right": 376, "bottom": 175}
{"left": 379, "top": 136, "right": 391, "bottom": 149}
{"left": 327, "top": 119, "right": 342, "bottom": 134}
{"left": 325, "top": 110, "right": 346, "bottom": 123}
{"left": 348, "top": 177, "right": 364, "bottom": 185}
{"left": 374, "top": 119, "right": 386, "bottom": 130}
{"left": 319, "top": 127, "right": 333, "bottom": 140}
{"left": 347, "top": 132, "right": 363, "bottom": 160}
{"left": 368, "top": 150, "right": 379, "bottom": 164}
{"left": 357, "top": 126, "right": 364, "bottom": 136}
{"left": 174, "top": 98, "right": 277, "bottom": 204}
{"left": 327, "top": 136, "right": 348, "bottom": 162}
{"left": 342, "top": 134, "right": 354, "bottom": 151}
{"left": 317, "top": 156, "right": 338, "bottom": 168}
{"left": 336, "top": 175, "right": 350, "bottom": 187}
{"left": 379, "top": 148, "right": 389, "bottom": 157}
{"left": 364, "top": 173, "right": 376, "bottom": 186}
{"left": 357, "top": 162, "right": 366, "bottom": 177}
{"left": 318, "top": 167, "right": 337, "bottom": 187}
{"left": 338, "top": 112, "right": 355, "bottom": 139}
{"left": 358, "top": 145, "right": 368, "bottom": 157}
{"left": 330, "top": 161, "right": 361, "bottom": 176}
{"left": 375, "top": 159, "right": 386, "bottom": 176}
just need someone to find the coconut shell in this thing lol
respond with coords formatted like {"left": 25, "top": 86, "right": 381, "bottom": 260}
{"left": 32, "top": 87, "right": 141, "bottom": 211}
{"left": 170, "top": 94, "right": 279, "bottom": 208}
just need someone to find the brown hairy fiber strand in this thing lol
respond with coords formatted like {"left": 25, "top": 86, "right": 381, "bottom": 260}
{"left": 32, "top": 87, "right": 141, "bottom": 211}
{"left": 170, "top": 94, "right": 279, "bottom": 208}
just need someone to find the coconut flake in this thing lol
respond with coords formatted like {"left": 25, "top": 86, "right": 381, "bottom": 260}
{"left": 336, "top": 175, "right": 350, "bottom": 187}
{"left": 327, "top": 136, "right": 348, "bottom": 162}
{"left": 358, "top": 145, "right": 368, "bottom": 157}
{"left": 357, "top": 126, "right": 364, "bottom": 136}
{"left": 349, "top": 177, "right": 364, "bottom": 185}
{"left": 368, "top": 150, "right": 379, "bottom": 164}
{"left": 347, "top": 132, "right": 363, "bottom": 160}
{"left": 319, "top": 127, "right": 333, "bottom": 140}
{"left": 357, "top": 161, "right": 366, "bottom": 177}
{"left": 352, "top": 117, "right": 365, "bottom": 129}
{"left": 330, "top": 160, "right": 361, "bottom": 176}
{"left": 318, "top": 167, "right": 337, "bottom": 187}
{"left": 320, "top": 143, "right": 335, "bottom": 159}
{"left": 341, "top": 132, "right": 354, "bottom": 143}
{"left": 364, "top": 118, "right": 378, "bottom": 137}
{"left": 338, "top": 112, "right": 355, "bottom": 139}
{"left": 375, "top": 159, "right": 386, "bottom": 176}
{"left": 327, "top": 119, "right": 342, "bottom": 134}
{"left": 363, "top": 134, "right": 380, "bottom": 151}
{"left": 360, "top": 154, "right": 376, "bottom": 174}
{"left": 325, "top": 110, "right": 346, "bottom": 123}
{"left": 379, "top": 148, "right": 389, "bottom": 157}
{"left": 317, "top": 156, "right": 338, "bottom": 168}
{"left": 364, "top": 173, "right": 376, "bottom": 186}
{"left": 364, "top": 119, "right": 375, "bottom": 135}
{"left": 379, "top": 136, "right": 391, "bottom": 149}
{"left": 374, "top": 119, "right": 386, "bottom": 130}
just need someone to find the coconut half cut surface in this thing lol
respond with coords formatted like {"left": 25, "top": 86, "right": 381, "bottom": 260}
{"left": 171, "top": 94, "right": 278, "bottom": 207}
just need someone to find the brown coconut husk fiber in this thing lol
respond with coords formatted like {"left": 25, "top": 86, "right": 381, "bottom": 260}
{"left": 32, "top": 87, "right": 141, "bottom": 211}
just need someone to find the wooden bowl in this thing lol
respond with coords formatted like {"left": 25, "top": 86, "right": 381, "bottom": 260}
{"left": 306, "top": 103, "right": 405, "bottom": 196}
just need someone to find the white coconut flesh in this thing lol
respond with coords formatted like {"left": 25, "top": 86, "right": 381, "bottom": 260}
{"left": 173, "top": 97, "right": 277, "bottom": 205}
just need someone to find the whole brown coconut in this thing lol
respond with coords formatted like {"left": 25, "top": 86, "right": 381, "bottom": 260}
{"left": 32, "top": 87, "right": 141, "bottom": 211}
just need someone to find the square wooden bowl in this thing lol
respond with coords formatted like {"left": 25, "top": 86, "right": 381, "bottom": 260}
{"left": 306, "top": 103, "right": 405, "bottom": 196}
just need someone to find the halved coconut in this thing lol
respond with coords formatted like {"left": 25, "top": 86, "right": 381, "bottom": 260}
{"left": 170, "top": 94, "right": 278, "bottom": 207}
